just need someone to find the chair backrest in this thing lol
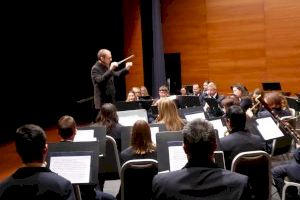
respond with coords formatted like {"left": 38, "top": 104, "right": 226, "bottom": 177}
{"left": 231, "top": 150, "right": 271, "bottom": 200}
{"left": 282, "top": 180, "right": 300, "bottom": 200}
{"left": 98, "top": 135, "right": 121, "bottom": 180}
{"left": 121, "top": 159, "right": 158, "bottom": 200}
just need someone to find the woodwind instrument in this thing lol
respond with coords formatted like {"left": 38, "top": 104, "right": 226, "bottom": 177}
{"left": 256, "top": 95, "right": 300, "bottom": 144}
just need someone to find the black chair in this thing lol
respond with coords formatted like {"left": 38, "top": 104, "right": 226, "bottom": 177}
{"left": 282, "top": 180, "right": 300, "bottom": 200}
{"left": 231, "top": 150, "right": 272, "bottom": 200}
{"left": 120, "top": 159, "right": 158, "bottom": 200}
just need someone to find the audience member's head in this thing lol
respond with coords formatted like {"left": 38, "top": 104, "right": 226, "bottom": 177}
{"left": 140, "top": 86, "right": 149, "bottom": 97}
{"left": 15, "top": 124, "right": 47, "bottom": 164}
{"left": 156, "top": 98, "right": 184, "bottom": 131}
{"left": 130, "top": 120, "right": 156, "bottom": 155}
{"left": 182, "top": 119, "right": 216, "bottom": 161}
{"left": 226, "top": 105, "right": 246, "bottom": 132}
{"left": 57, "top": 115, "right": 77, "bottom": 141}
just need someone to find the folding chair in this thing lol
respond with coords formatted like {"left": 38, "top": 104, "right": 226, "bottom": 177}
{"left": 231, "top": 150, "right": 272, "bottom": 200}
{"left": 98, "top": 135, "right": 121, "bottom": 190}
{"left": 120, "top": 159, "right": 158, "bottom": 200}
{"left": 282, "top": 180, "right": 300, "bottom": 200}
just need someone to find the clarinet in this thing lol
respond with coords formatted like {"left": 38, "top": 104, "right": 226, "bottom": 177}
{"left": 256, "top": 95, "right": 300, "bottom": 144}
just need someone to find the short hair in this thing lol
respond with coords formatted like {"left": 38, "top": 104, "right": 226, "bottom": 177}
{"left": 264, "top": 91, "right": 282, "bottom": 109}
{"left": 58, "top": 115, "right": 77, "bottom": 140}
{"left": 97, "top": 49, "right": 109, "bottom": 60}
{"left": 183, "top": 119, "right": 216, "bottom": 159}
{"left": 159, "top": 85, "right": 169, "bottom": 93}
{"left": 226, "top": 105, "right": 246, "bottom": 132}
{"left": 15, "top": 124, "right": 46, "bottom": 163}
{"left": 207, "top": 82, "right": 217, "bottom": 90}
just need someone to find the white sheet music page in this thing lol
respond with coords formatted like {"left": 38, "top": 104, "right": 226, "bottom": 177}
{"left": 50, "top": 155, "right": 91, "bottom": 183}
{"left": 117, "top": 109, "right": 148, "bottom": 126}
{"left": 150, "top": 127, "right": 159, "bottom": 144}
{"left": 209, "top": 119, "right": 227, "bottom": 138}
{"left": 256, "top": 117, "right": 284, "bottom": 140}
{"left": 185, "top": 112, "right": 206, "bottom": 122}
{"left": 168, "top": 145, "right": 187, "bottom": 171}
{"left": 74, "top": 129, "right": 96, "bottom": 142}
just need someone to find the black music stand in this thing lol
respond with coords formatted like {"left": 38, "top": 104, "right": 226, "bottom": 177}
{"left": 261, "top": 82, "right": 282, "bottom": 91}
{"left": 138, "top": 99, "right": 153, "bottom": 111}
{"left": 176, "top": 95, "right": 201, "bottom": 108}
{"left": 76, "top": 126, "right": 106, "bottom": 156}
{"left": 46, "top": 141, "right": 99, "bottom": 185}
{"left": 115, "top": 101, "right": 141, "bottom": 111}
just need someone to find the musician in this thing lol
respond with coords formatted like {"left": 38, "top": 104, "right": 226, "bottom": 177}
{"left": 220, "top": 105, "right": 265, "bottom": 170}
{"left": 257, "top": 91, "right": 291, "bottom": 118}
{"left": 231, "top": 83, "right": 249, "bottom": 101}
{"left": 91, "top": 49, "right": 132, "bottom": 118}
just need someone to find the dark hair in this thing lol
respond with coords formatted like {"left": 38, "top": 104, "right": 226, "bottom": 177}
{"left": 15, "top": 124, "right": 46, "bottom": 163}
{"left": 226, "top": 105, "right": 246, "bottom": 132}
{"left": 231, "top": 83, "right": 249, "bottom": 97}
{"left": 131, "top": 120, "right": 155, "bottom": 155}
{"left": 182, "top": 119, "right": 216, "bottom": 160}
{"left": 58, "top": 115, "right": 77, "bottom": 140}
{"left": 95, "top": 103, "right": 118, "bottom": 135}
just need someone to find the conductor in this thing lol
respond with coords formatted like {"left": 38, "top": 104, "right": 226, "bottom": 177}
{"left": 91, "top": 49, "right": 132, "bottom": 115}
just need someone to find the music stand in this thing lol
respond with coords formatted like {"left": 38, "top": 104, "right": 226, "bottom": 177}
{"left": 138, "top": 99, "right": 153, "bottom": 111}
{"left": 46, "top": 141, "right": 99, "bottom": 185}
{"left": 76, "top": 126, "right": 106, "bottom": 156}
{"left": 261, "top": 82, "right": 282, "bottom": 91}
{"left": 176, "top": 95, "right": 201, "bottom": 108}
{"left": 115, "top": 101, "right": 141, "bottom": 111}
{"left": 254, "top": 116, "right": 284, "bottom": 141}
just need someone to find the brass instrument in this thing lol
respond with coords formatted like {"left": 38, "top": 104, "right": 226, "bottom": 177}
{"left": 256, "top": 95, "right": 300, "bottom": 144}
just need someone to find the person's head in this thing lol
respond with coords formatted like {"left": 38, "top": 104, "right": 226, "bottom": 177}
{"left": 97, "top": 49, "right": 112, "bottom": 67}
{"left": 131, "top": 120, "right": 155, "bottom": 154}
{"left": 182, "top": 119, "right": 216, "bottom": 161}
{"left": 15, "top": 124, "right": 47, "bottom": 164}
{"left": 206, "top": 82, "right": 217, "bottom": 97}
{"left": 157, "top": 98, "right": 184, "bottom": 131}
{"left": 180, "top": 87, "right": 187, "bottom": 96}
{"left": 58, "top": 115, "right": 77, "bottom": 141}
{"left": 158, "top": 85, "right": 169, "bottom": 98}
{"left": 226, "top": 105, "right": 246, "bottom": 132}
{"left": 203, "top": 80, "right": 210, "bottom": 91}
{"left": 126, "top": 90, "right": 136, "bottom": 102}
{"left": 221, "top": 96, "right": 239, "bottom": 113}
{"left": 96, "top": 103, "right": 118, "bottom": 123}
{"left": 132, "top": 87, "right": 141, "bottom": 98}
{"left": 264, "top": 92, "right": 282, "bottom": 109}
{"left": 192, "top": 84, "right": 200, "bottom": 95}
{"left": 231, "top": 83, "right": 249, "bottom": 98}
{"left": 140, "top": 86, "right": 149, "bottom": 96}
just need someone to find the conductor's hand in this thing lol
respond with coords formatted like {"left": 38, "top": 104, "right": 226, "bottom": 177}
{"left": 110, "top": 62, "right": 119, "bottom": 71}
{"left": 125, "top": 62, "right": 133, "bottom": 70}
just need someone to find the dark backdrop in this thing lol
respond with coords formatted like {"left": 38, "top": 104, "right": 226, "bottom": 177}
{"left": 0, "top": 1, "right": 125, "bottom": 143}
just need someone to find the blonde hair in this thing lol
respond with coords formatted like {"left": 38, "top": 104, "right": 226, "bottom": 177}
{"left": 157, "top": 98, "right": 185, "bottom": 131}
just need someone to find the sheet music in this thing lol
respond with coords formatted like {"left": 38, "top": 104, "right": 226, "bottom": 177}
{"left": 184, "top": 112, "right": 206, "bottom": 121}
{"left": 50, "top": 155, "right": 91, "bottom": 183}
{"left": 117, "top": 109, "right": 148, "bottom": 126}
{"left": 168, "top": 145, "right": 187, "bottom": 171}
{"left": 256, "top": 117, "right": 284, "bottom": 140}
{"left": 150, "top": 127, "right": 159, "bottom": 144}
{"left": 74, "top": 129, "right": 96, "bottom": 142}
{"left": 209, "top": 119, "right": 227, "bottom": 138}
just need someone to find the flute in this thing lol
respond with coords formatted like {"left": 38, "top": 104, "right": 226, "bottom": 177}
{"left": 117, "top": 55, "right": 135, "bottom": 65}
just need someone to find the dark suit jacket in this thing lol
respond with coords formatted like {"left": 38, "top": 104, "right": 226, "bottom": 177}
{"left": 152, "top": 160, "right": 250, "bottom": 200}
{"left": 0, "top": 167, "right": 75, "bottom": 200}
{"left": 91, "top": 61, "right": 128, "bottom": 109}
{"left": 220, "top": 130, "right": 265, "bottom": 169}
{"left": 272, "top": 148, "right": 300, "bottom": 198}
{"left": 120, "top": 147, "right": 157, "bottom": 165}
